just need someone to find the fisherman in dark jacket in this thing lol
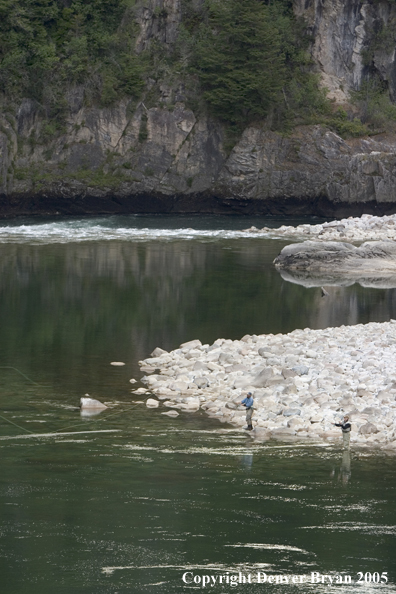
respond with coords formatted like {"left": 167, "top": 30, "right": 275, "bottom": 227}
{"left": 241, "top": 392, "right": 254, "bottom": 431}
{"left": 334, "top": 415, "right": 351, "bottom": 449}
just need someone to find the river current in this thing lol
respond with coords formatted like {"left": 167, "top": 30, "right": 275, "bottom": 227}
{"left": 0, "top": 214, "right": 395, "bottom": 594}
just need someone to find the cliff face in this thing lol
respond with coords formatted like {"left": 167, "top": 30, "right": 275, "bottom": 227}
{"left": 2, "top": 0, "right": 396, "bottom": 218}
{"left": 294, "top": 0, "right": 396, "bottom": 102}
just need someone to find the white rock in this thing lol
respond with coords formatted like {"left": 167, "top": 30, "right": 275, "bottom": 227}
{"left": 146, "top": 398, "right": 159, "bottom": 408}
{"left": 161, "top": 410, "right": 179, "bottom": 417}
{"left": 180, "top": 339, "right": 202, "bottom": 350}
{"left": 133, "top": 388, "right": 150, "bottom": 394}
{"left": 138, "top": 320, "right": 396, "bottom": 449}
{"left": 80, "top": 397, "right": 108, "bottom": 410}
{"left": 169, "top": 381, "right": 189, "bottom": 392}
{"left": 310, "top": 413, "right": 324, "bottom": 423}
{"left": 181, "top": 397, "right": 200, "bottom": 411}
{"left": 151, "top": 347, "right": 168, "bottom": 357}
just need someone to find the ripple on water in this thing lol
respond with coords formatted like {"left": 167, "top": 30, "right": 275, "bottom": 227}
{"left": 0, "top": 221, "right": 283, "bottom": 245}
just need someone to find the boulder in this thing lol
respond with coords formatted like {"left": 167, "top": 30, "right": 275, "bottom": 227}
{"left": 225, "top": 364, "right": 248, "bottom": 373}
{"left": 274, "top": 240, "right": 396, "bottom": 288}
{"left": 146, "top": 398, "right": 159, "bottom": 408}
{"left": 161, "top": 410, "right": 179, "bottom": 417}
{"left": 145, "top": 375, "right": 161, "bottom": 387}
{"left": 361, "top": 407, "right": 381, "bottom": 416}
{"left": 283, "top": 408, "right": 301, "bottom": 417}
{"left": 193, "top": 376, "right": 209, "bottom": 389}
{"left": 233, "top": 377, "right": 251, "bottom": 389}
{"left": 250, "top": 367, "right": 274, "bottom": 388}
{"left": 180, "top": 339, "right": 202, "bottom": 350}
{"left": 150, "top": 347, "right": 168, "bottom": 357}
{"left": 80, "top": 397, "right": 108, "bottom": 410}
{"left": 359, "top": 422, "right": 379, "bottom": 435}
{"left": 258, "top": 348, "right": 272, "bottom": 357}
{"left": 287, "top": 418, "right": 306, "bottom": 429}
{"left": 219, "top": 352, "right": 234, "bottom": 365}
{"left": 253, "top": 428, "right": 272, "bottom": 441}
{"left": 181, "top": 397, "right": 200, "bottom": 411}
{"left": 292, "top": 365, "right": 309, "bottom": 376}
{"left": 356, "top": 388, "right": 372, "bottom": 398}
{"left": 156, "top": 387, "right": 175, "bottom": 397}
{"left": 169, "top": 381, "right": 189, "bottom": 392}
{"left": 241, "top": 335, "right": 251, "bottom": 342}
{"left": 193, "top": 361, "right": 209, "bottom": 371}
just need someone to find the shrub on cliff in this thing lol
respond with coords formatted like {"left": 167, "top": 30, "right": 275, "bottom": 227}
{"left": 0, "top": 0, "right": 145, "bottom": 113}
{"left": 191, "top": 0, "right": 286, "bottom": 126}
{"left": 188, "top": 0, "right": 330, "bottom": 131}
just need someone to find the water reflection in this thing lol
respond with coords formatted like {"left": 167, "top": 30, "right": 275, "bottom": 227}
{"left": 241, "top": 450, "right": 254, "bottom": 471}
{"left": 340, "top": 450, "right": 351, "bottom": 485}
{"left": 331, "top": 450, "right": 352, "bottom": 485}
{"left": 1, "top": 238, "right": 396, "bottom": 400}
{"left": 278, "top": 268, "right": 396, "bottom": 289}
{"left": 80, "top": 408, "right": 106, "bottom": 418}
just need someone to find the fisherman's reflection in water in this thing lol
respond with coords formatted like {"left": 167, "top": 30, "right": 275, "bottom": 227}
{"left": 331, "top": 450, "right": 351, "bottom": 484}
{"left": 241, "top": 451, "right": 254, "bottom": 471}
{"left": 340, "top": 450, "right": 351, "bottom": 484}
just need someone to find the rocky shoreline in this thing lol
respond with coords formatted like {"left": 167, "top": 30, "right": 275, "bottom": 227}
{"left": 245, "top": 213, "right": 396, "bottom": 243}
{"left": 137, "top": 321, "right": 396, "bottom": 452}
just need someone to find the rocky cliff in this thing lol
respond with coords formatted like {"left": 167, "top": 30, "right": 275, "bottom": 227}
{"left": 2, "top": 0, "right": 396, "bottom": 218}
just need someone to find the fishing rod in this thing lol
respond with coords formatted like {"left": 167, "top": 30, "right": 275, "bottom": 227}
{"left": 0, "top": 394, "right": 152, "bottom": 437}
{"left": 0, "top": 365, "right": 152, "bottom": 437}
{"left": 0, "top": 366, "right": 44, "bottom": 386}
{"left": 53, "top": 395, "right": 152, "bottom": 433}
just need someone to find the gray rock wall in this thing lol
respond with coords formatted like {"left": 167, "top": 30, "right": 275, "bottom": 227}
{"left": 293, "top": 0, "right": 396, "bottom": 102}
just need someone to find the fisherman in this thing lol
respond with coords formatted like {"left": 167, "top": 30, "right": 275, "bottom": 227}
{"left": 241, "top": 391, "right": 254, "bottom": 431}
{"left": 334, "top": 415, "right": 351, "bottom": 449}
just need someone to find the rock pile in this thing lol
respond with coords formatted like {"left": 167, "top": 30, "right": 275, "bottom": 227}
{"left": 138, "top": 324, "right": 396, "bottom": 451}
{"left": 244, "top": 213, "right": 396, "bottom": 243}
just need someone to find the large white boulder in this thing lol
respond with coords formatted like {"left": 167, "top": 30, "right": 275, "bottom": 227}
{"left": 80, "top": 397, "right": 108, "bottom": 410}
{"left": 181, "top": 397, "right": 200, "bottom": 411}
{"left": 162, "top": 410, "right": 179, "bottom": 417}
{"left": 146, "top": 398, "right": 159, "bottom": 408}
{"left": 180, "top": 339, "right": 202, "bottom": 350}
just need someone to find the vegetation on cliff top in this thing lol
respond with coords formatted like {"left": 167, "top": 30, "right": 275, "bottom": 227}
{"left": 0, "top": 0, "right": 395, "bottom": 141}
{"left": 0, "top": 0, "right": 144, "bottom": 117}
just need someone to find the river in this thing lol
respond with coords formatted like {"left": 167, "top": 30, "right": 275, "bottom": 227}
{"left": 0, "top": 214, "right": 395, "bottom": 593}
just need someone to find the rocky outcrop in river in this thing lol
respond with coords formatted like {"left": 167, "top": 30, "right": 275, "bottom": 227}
{"left": 273, "top": 240, "right": 396, "bottom": 276}
{"left": 137, "top": 322, "right": 396, "bottom": 452}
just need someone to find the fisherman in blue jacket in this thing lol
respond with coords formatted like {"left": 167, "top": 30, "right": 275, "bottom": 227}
{"left": 241, "top": 392, "right": 254, "bottom": 431}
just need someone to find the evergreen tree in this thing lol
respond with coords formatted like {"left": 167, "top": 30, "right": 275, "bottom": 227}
{"left": 192, "top": 0, "right": 286, "bottom": 125}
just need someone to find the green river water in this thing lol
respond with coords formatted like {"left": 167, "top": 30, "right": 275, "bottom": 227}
{"left": 0, "top": 215, "right": 395, "bottom": 594}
